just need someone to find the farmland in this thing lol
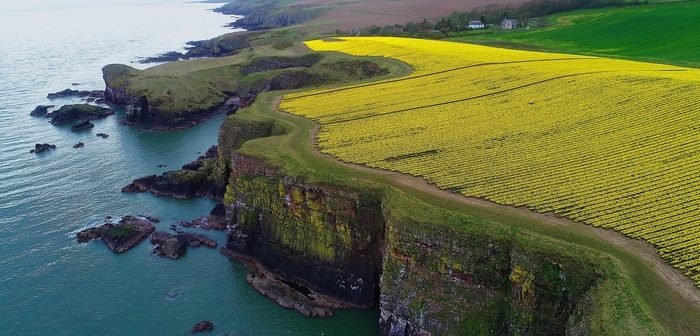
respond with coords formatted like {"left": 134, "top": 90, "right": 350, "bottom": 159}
{"left": 280, "top": 37, "right": 700, "bottom": 286}
{"left": 453, "top": 1, "right": 700, "bottom": 68}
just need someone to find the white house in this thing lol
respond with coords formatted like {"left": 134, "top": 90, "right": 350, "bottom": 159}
{"left": 468, "top": 20, "right": 485, "bottom": 29}
{"left": 501, "top": 18, "right": 518, "bottom": 30}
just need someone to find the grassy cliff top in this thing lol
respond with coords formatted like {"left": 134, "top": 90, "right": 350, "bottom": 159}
{"left": 102, "top": 41, "right": 390, "bottom": 117}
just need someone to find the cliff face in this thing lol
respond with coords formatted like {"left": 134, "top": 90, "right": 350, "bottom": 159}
{"left": 379, "top": 209, "right": 599, "bottom": 336}
{"left": 218, "top": 119, "right": 601, "bottom": 334}
{"left": 224, "top": 153, "right": 385, "bottom": 307}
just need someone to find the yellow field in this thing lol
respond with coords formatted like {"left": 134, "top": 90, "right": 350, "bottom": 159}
{"left": 280, "top": 37, "right": 700, "bottom": 285}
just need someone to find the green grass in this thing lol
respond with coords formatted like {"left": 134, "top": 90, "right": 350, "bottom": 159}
{"left": 105, "top": 224, "right": 138, "bottom": 239}
{"left": 220, "top": 49, "right": 700, "bottom": 334}
{"left": 450, "top": 1, "right": 700, "bottom": 68}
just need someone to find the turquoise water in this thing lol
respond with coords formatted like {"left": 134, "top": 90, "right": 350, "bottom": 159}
{"left": 0, "top": 1, "right": 378, "bottom": 335}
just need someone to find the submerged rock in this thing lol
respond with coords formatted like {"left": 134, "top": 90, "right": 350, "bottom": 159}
{"left": 76, "top": 215, "right": 156, "bottom": 253}
{"left": 30, "top": 105, "right": 54, "bottom": 117}
{"left": 73, "top": 142, "right": 85, "bottom": 149}
{"left": 70, "top": 120, "right": 94, "bottom": 132}
{"left": 96, "top": 133, "right": 109, "bottom": 139}
{"left": 30, "top": 143, "right": 56, "bottom": 154}
{"left": 47, "top": 104, "right": 114, "bottom": 125}
{"left": 191, "top": 321, "right": 214, "bottom": 333}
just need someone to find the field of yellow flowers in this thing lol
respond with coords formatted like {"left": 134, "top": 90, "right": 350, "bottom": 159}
{"left": 280, "top": 37, "right": 700, "bottom": 286}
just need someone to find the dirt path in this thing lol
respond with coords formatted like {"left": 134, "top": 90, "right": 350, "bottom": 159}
{"left": 298, "top": 116, "right": 700, "bottom": 308}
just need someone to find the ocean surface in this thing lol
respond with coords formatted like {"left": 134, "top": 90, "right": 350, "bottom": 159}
{"left": 0, "top": 1, "right": 378, "bottom": 335}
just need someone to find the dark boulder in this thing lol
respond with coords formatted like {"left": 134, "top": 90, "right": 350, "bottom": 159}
{"left": 30, "top": 143, "right": 56, "bottom": 154}
{"left": 30, "top": 105, "right": 54, "bottom": 117}
{"left": 73, "top": 142, "right": 85, "bottom": 149}
{"left": 96, "top": 133, "right": 109, "bottom": 139}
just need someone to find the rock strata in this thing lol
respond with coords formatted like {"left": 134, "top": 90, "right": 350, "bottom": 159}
{"left": 76, "top": 215, "right": 156, "bottom": 253}
{"left": 221, "top": 249, "right": 348, "bottom": 317}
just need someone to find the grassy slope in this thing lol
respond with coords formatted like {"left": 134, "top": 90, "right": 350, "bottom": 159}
{"left": 103, "top": 40, "right": 382, "bottom": 117}
{"left": 450, "top": 1, "right": 700, "bottom": 68}
{"left": 222, "top": 45, "right": 700, "bottom": 334}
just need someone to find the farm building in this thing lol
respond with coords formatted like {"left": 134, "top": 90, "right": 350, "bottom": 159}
{"left": 468, "top": 20, "right": 485, "bottom": 29}
{"left": 501, "top": 18, "right": 518, "bottom": 29}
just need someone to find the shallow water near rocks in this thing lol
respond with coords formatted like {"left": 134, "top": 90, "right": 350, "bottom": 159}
{"left": 0, "top": 1, "right": 378, "bottom": 335}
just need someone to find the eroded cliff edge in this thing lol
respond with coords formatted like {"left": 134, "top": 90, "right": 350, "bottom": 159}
{"left": 213, "top": 116, "right": 612, "bottom": 335}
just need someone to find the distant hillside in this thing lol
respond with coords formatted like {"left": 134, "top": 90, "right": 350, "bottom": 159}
{"left": 451, "top": 1, "right": 700, "bottom": 67}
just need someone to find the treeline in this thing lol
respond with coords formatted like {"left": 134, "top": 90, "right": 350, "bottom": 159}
{"left": 340, "top": 0, "right": 649, "bottom": 37}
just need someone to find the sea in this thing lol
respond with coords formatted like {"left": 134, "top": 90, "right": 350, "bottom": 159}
{"left": 0, "top": 1, "right": 378, "bottom": 335}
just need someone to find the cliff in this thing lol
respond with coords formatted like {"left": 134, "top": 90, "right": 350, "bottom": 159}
{"left": 213, "top": 112, "right": 628, "bottom": 335}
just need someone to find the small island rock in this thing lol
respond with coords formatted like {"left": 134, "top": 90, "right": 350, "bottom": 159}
{"left": 30, "top": 143, "right": 56, "bottom": 154}
{"left": 76, "top": 215, "right": 156, "bottom": 253}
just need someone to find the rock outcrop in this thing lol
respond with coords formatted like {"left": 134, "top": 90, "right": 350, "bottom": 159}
{"left": 47, "top": 89, "right": 103, "bottom": 100}
{"left": 121, "top": 146, "right": 225, "bottom": 200}
{"left": 76, "top": 216, "right": 156, "bottom": 253}
{"left": 47, "top": 104, "right": 114, "bottom": 125}
{"left": 30, "top": 105, "right": 54, "bottom": 117}
{"left": 30, "top": 143, "right": 56, "bottom": 154}
{"left": 150, "top": 231, "right": 217, "bottom": 259}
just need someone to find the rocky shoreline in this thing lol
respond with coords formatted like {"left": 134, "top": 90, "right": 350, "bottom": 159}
{"left": 122, "top": 146, "right": 225, "bottom": 199}
{"left": 220, "top": 248, "right": 350, "bottom": 318}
